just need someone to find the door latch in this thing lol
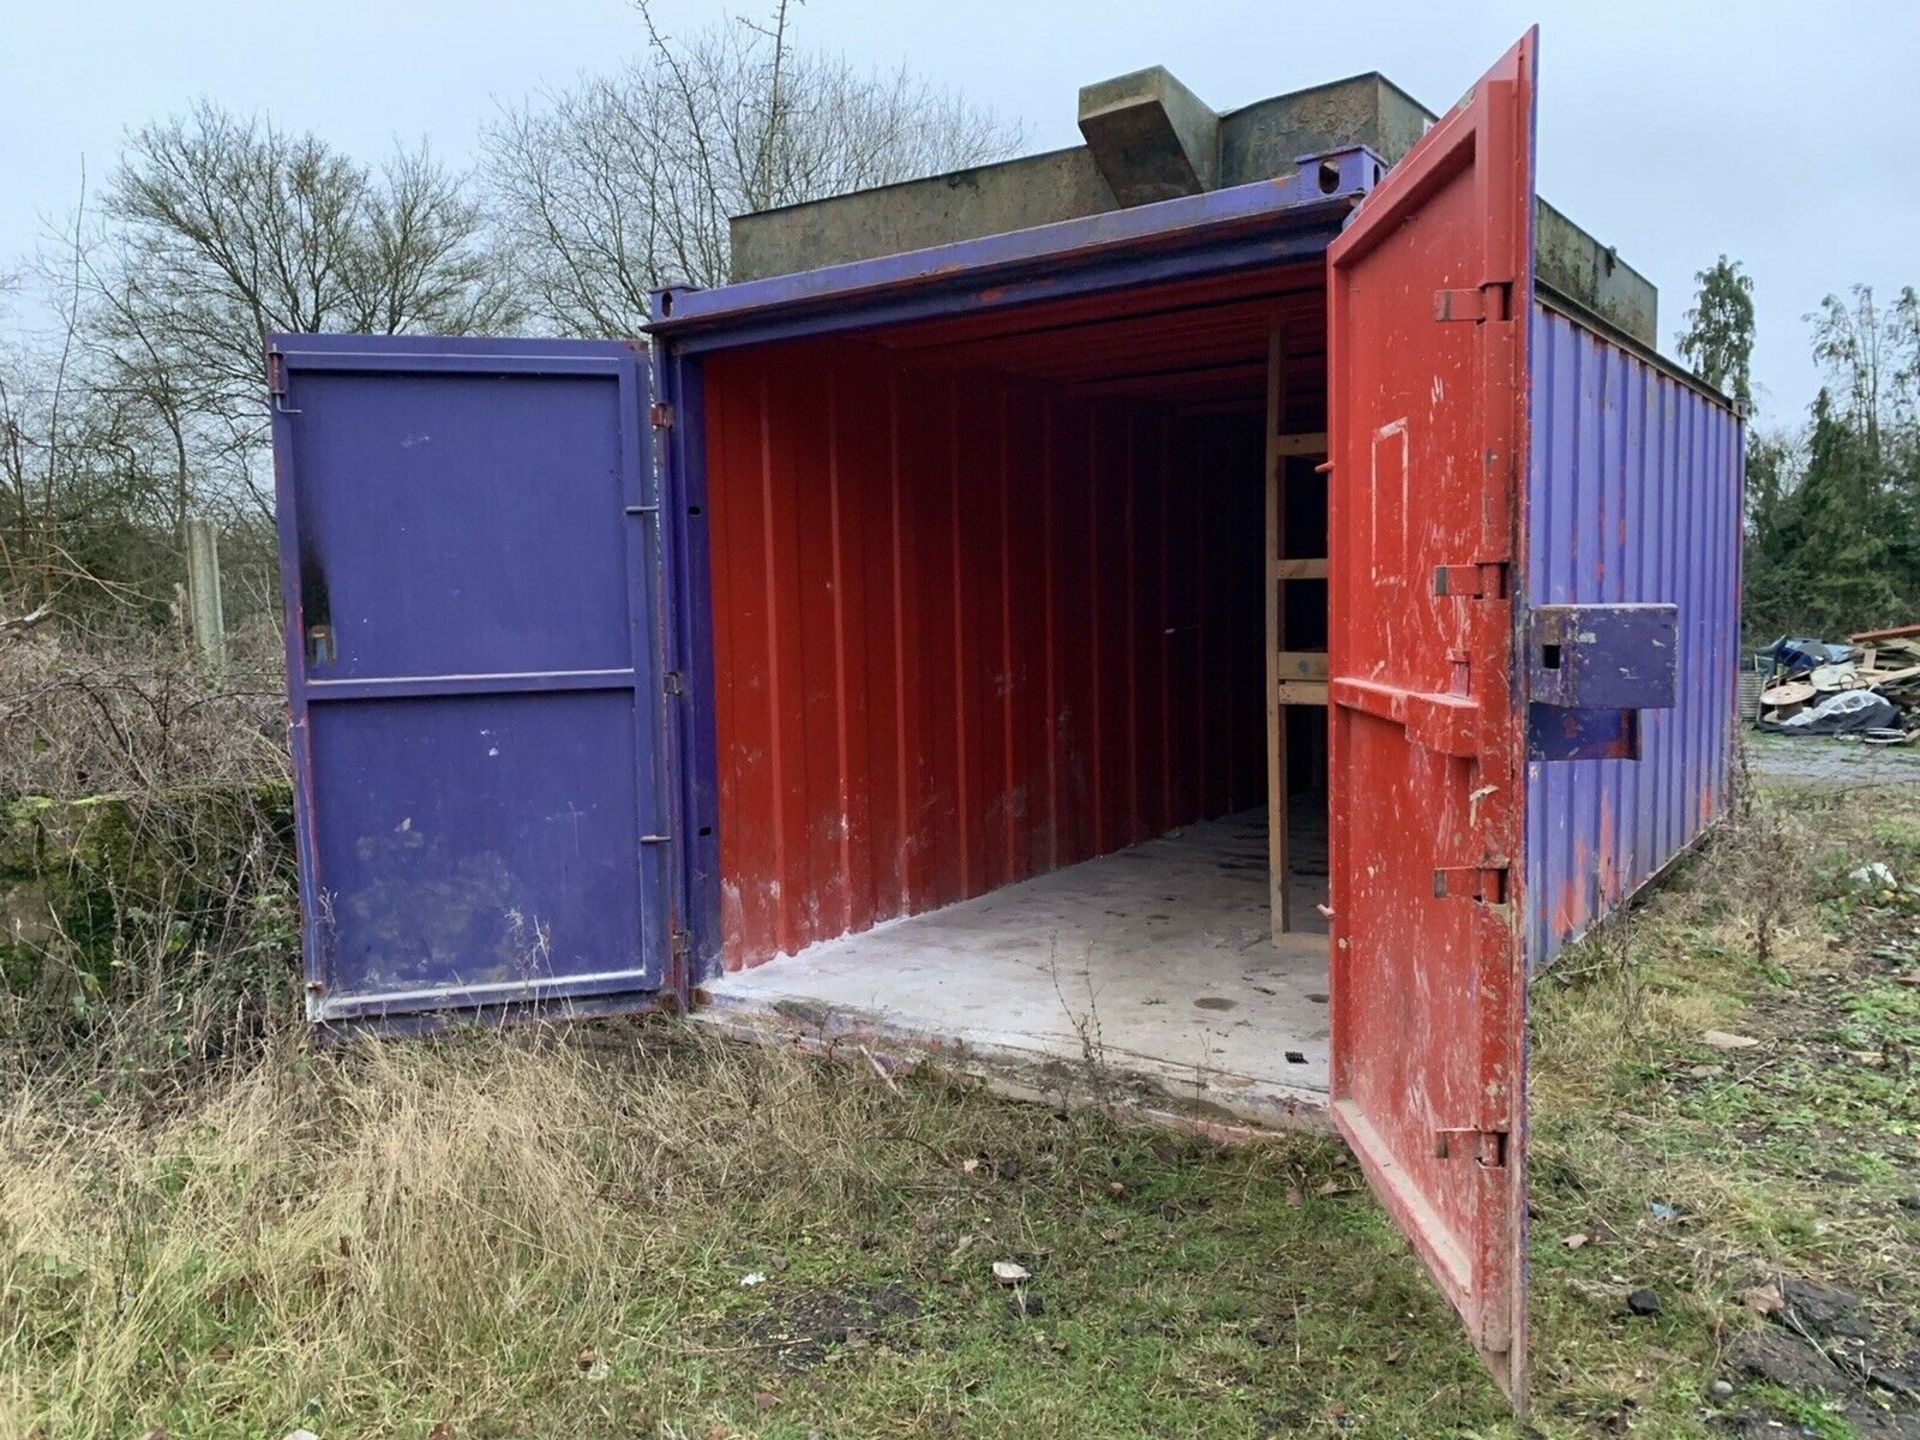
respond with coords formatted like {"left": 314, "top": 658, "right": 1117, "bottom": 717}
{"left": 1433, "top": 864, "right": 1508, "bottom": 904}
{"left": 1435, "top": 1128, "right": 1509, "bottom": 1166}
{"left": 1433, "top": 562, "right": 1509, "bottom": 599}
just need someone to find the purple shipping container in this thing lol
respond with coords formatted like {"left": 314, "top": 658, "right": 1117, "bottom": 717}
{"left": 1524, "top": 302, "right": 1745, "bottom": 966}
{"left": 265, "top": 31, "right": 1744, "bottom": 1413}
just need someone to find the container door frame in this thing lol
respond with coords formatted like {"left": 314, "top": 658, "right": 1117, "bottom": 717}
{"left": 1325, "top": 30, "right": 1536, "bottom": 1406}
{"left": 647, "top": 165, "right": 1378, "bottom": 983}
{"left": 270, "top": 335, "right": 682, "bottom": 1026}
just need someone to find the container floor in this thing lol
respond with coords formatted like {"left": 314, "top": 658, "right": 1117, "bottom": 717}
{"left": 696, "top": 810, "right": 1333, "bottom": 1133}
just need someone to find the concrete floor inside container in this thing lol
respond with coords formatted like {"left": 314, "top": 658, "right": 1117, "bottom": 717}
{"left": 689, "top": 260, "right": 1334, "bottom": 1133}
{"left": 701, "top": 805, "right": 1331, "bottom": 1132}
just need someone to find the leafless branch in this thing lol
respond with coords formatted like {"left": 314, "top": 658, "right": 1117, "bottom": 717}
{"left": 485, "top": 9, "right": 1024, "bottom": 335}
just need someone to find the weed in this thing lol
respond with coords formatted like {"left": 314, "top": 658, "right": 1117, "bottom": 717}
{"left": 5, "top": 742, "right": 1920, "bottom": 1436}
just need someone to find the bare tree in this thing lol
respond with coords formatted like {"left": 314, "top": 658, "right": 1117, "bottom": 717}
{"left": 86, "top": 104, "right": 520, "bottom": 517}
{"left": 0, "top": 170, "right": 173, "bottom": 618}
{"left": 484, "top": 8, "right": 1024, "bottom": 335}
{"left": 0, "top": 22, "right": 1018, "bottom": 627}
{"left": 0, "top": 336, "right": 179, "bottom": 620}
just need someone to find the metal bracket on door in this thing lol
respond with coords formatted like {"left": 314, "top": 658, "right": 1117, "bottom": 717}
{"left": 1433, "top": 562, "right": 1509, "bottom": 599}
{"left": 1331, "top": 677, "right": 1478, "bottom": 757}
{"left": 1432, "top": 282, "right": 1514, "bottom": 323}
{"left": 266, "top": 349, "right": 302, "bottom": 414}
{"left": 1527, "top": 603, "right": 1678, "bottom": 762}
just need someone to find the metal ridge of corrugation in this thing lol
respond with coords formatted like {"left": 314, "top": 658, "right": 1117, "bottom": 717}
{"left": 645, "top": 150, "right": 1384, "bottom": 345}
{"left": 1534, "top": 283, "right": 1737, "bottom": 410}
{"left": 1524, "top": 302, "right": 1745, "bottom": 967}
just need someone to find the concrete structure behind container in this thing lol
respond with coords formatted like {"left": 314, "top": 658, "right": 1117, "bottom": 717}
{"left": 728, "top": 67, "right": 1658, "bottom": 348}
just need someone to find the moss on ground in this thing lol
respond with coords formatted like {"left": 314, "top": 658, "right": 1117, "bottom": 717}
{"left": 0, "top": 782, "right": 294, "bottom": 996}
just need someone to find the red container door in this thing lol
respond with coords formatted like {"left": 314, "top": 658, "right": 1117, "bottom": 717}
{"left": 1325, "top": 31, "right": 1536, "bottom": 1406}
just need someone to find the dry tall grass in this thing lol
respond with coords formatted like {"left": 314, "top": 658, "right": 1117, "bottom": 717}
{"left": 1533, "top": 756, "right": 1857, "bottom": 1089}
{"left": 0, "top": 623, "right": 287, "bottom": 799}
{"left": 1, "top": 1022, "right": 1009, "bottom": 1438}
{"left": 6, "top": 698, "right": 1916, "bottom": 1438}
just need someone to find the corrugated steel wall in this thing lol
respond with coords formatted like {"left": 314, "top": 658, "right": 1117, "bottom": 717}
{"left": 1524, "top": 302, "right": 1745, "bottom": 965}
{"left": 703, "top": 339, "right": 1267, "bottom": 968}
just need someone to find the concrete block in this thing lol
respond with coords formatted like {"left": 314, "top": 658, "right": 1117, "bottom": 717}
{"left": 1219, "top": 73, "right": 1432, "bottom": 182}
{"left": 1535, "top": 199, "right": 1658, "bottom": 349}
{"left": 1076, "top": 66, "right": 1219, "bottom": 207}
{"left": 724, "top": 65, "right": 1658, "bottom": 348}
{"left": 729, "top": 147, "right": 1113, "bottom": 285}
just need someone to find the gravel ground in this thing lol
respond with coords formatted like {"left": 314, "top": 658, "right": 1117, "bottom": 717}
{"left": 1744, "top": 731, "right": 1920, "bottom": 788}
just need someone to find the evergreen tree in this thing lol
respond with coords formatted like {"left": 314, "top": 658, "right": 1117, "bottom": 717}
{"left": 1676, "top": 256, "right": 1755, "bottom": 405}
{"left": 1792, "top": 388, "right": 1903, "bottom": 630}
{"left": 1740, "top": 430, "right": 1809, "bottom": 637}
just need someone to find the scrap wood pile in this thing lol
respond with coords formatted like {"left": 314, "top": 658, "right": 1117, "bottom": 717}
{"left": 1756, "top": 623, "right": 1920, "bottom": 743}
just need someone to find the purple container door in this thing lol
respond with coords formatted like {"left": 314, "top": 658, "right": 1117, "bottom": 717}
{"left": 1522, "top": 302, "right": 1745, "bottom": 967}
{"left": 269, "top": 336, "right": 676, "bottom": 1024}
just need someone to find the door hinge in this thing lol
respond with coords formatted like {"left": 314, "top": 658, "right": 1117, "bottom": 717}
{"left": 1433, "top": 863, "right": 1509, "bottom": 904}
{"left": 663, "top": 670, "right": 685, "bottom": 697}
{"left": 266, "top": 349, "right": 300, "bottom": 414}
{"left": 650, "top": 401, "right": 675, "bottom": 429}
{"left": 1433, "top": 562, "right": 1509, "bottom": 599}
{"left": 1435, "top": 1128, "right": 1509, "bottom": 1167}
{"left": 671, "top": 928, "right": 690, "bottom": 962}
{"left": 1433, "top": 282, "right": 1513, "bottom": 323}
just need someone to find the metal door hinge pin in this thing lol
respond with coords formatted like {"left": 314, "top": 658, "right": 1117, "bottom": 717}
{"left": 266, "top": 350, "right": 302, "bottom": 414}
{"left": 1433, "top": 282, "right": 1514, "bottom": 323}
{"left": 650, "top": 401, "right": 675, "bottom": 429}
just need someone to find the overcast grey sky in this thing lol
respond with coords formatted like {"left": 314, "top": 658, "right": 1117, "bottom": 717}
{"left": 6, "top": 1, "right": 1915, "bottom": 426}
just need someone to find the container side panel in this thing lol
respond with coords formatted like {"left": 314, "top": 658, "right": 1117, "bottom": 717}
{"left": 1006, "top": 385, "right": 1051, "bottom": 878}
{"left": 705, "top": 361, "right": 779, "bottom": 958}
{"left": 1163, "top": 420, "right": 1203, "bottom": 832}
{"left": 1524, "top": 303, "right": 1743, "bottom": 966}
{"left": 1050, "top": 394, "right": 1099, "bottom": 869}
{"left": 864, "top": 364, "right": 913, "bottom": 917}
{"left": 705, "top": 339, "right": 1265, "bottom": 968}
{"left": 828, "top": 356, "right": 880, "bottom": 942}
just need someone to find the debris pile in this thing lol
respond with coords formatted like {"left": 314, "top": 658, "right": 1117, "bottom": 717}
{"left": 1755, "top": 624, "right": 1920, "bottom": 743}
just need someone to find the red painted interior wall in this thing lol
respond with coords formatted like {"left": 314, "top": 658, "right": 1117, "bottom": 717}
{"left": 702, "top": 338, "right": 1266, "bottom": 969}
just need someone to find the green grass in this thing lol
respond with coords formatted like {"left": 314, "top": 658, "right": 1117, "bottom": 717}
{"left": 5, "top": 779, "right": 1920, "bottom": 1438}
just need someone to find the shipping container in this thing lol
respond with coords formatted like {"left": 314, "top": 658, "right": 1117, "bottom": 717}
{"left": 267, "top": 31, "right": 1742, "bottom": 1408}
